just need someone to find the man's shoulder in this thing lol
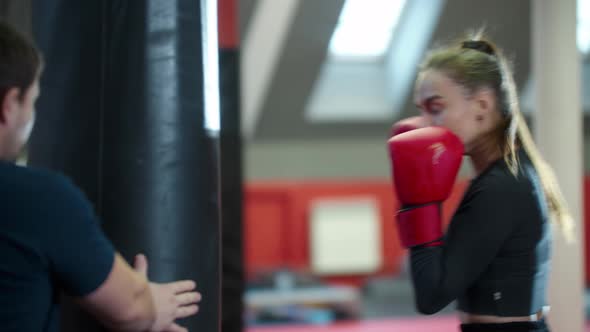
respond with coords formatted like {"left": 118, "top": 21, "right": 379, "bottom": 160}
{"left": 0, "top": 162, "right": 80, "bottom": 202}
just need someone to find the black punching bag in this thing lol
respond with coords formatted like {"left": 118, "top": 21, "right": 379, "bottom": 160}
{"left": 218, "top": 0, "right": 245, "bottom": 331}
{"left": 29, "top": 1, "right": 222, "bottom": 331}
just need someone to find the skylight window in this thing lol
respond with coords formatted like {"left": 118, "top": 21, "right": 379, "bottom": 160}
{"left": 579, "top": 0, "right": 590, "bottom": 55}
{"left": 328, "top": 0, "right": 407, "bottom": 60}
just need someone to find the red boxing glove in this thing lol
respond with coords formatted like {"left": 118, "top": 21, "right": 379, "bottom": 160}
{"left": 388, "top": 127, "right": 464, "bottom": 248}
{"left": 390, "top": 116, "right": 427, "bottom": 137}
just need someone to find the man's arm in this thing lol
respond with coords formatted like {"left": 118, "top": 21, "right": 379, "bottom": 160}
{"left": 77, "top": 254, "right": 155, "bottom": 331}
{"left": 77, "top": 254, "right": 200, "bottom": 332}
{"left": 45, "top": 176, "right": 200, "bottom": 331}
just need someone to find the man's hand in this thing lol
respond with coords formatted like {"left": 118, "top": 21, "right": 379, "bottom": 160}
{"left": 134, "top": 254, "right": 201, "bottom": 332}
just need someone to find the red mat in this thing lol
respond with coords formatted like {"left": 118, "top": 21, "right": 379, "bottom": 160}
{"left": 248, "top": 316, "right": 590, "bottom": 332}
{"left": 247, "top": 316, "right": 459, "bottom": 332}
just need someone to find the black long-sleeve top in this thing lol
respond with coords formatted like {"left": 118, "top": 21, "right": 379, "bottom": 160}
{"left": 410, "top": 151, "right": 551, "bottom": 316}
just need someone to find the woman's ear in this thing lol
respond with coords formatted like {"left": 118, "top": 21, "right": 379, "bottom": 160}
{"left": 473, "top": 88, "right": 496, "bottom": 123}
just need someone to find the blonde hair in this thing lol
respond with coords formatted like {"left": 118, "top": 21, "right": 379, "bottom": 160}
{"left": 421, "top": 29, "right": 574, "bottom": 242}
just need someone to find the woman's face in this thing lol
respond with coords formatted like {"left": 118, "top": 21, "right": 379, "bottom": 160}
{"left": 413, "top": 69, "right": 500, "bottom": 154}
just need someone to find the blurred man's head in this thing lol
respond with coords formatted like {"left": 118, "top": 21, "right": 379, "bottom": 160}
{"left": 0, "top": 21, "right": 42, "bottom": 161}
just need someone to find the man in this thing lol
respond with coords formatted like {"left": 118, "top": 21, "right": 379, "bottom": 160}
{"left": 0, "top": 21, "right": 201, "bottom": 332}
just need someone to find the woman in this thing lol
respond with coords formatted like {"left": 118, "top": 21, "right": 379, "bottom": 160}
{"left": 388, "top": 30, "right": 574, "bottom": 332}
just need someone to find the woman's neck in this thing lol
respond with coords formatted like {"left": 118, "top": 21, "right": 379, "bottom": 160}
{"left": 468, "top": 141, "right": 503, "bottom": 176}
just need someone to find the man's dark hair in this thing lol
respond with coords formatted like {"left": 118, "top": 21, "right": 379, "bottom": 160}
{"left": 0, "top": 21, "right": 42, "bottom": 102}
